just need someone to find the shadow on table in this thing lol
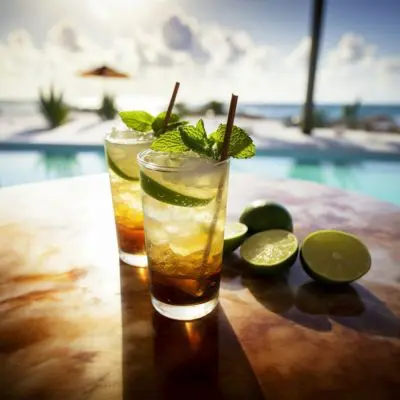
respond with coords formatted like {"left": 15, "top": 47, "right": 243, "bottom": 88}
{"left": 12, "top": 126, "right": 48, "bottom": 137}
{"left": 78, "top": 120, "right": 103, "bottom": 132}
{"left": 222, "top": 254, "right": 400, "bottom": 338}
{"left": 119, "top": 261, "right": 264, "bottom": 400}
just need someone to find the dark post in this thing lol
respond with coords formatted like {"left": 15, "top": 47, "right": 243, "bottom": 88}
{"left": 303, "top": 0, "right": 325, "bottom": 135}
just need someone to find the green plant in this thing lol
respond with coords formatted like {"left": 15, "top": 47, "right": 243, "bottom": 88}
{"left": 39, "top": 86, "right": 70, "bottom": 128}
{"left": 174, "top": 102, "right": 191, "bottom": 117}
{"left": 342, "top": 101, "right": 361, "bottom": 129}
{"left": 300, "top": 109, "right": 328, "bottom": 130}
{"left": 201, "top": 100, "right": 225, "bottom": 115}
{"left": 313, "top": 109, "right": 329, "bottom": 127}
{"left": 98, "top": 93, "right": 118, "bottom": 120}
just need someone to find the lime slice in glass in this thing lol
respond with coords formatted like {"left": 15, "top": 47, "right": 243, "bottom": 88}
{"left": 106, "top": 142, "right": 141, "bottom": 181}
{"left": 240, "top": 230, "right": 298, "bottom": 274}
{"left": 140, "top": 172, "right": 215, "bottom": 207}
{"left": 240, "top": 200, "right": 293, "bottom": 234}
{"left": 224, "top": 222, "right": 248, "bottom": 254}
{"left": 300, "top": 230, "right": 371, "bottom": 284}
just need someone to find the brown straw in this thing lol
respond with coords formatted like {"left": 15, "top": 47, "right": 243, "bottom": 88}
{"left": 197, "top": 94, "right": 238, "bottom": 295}
{"left": 220, "top": 94, "right": 238, "bottom": 161}
{"left": 163, "top": 81, "right": 180, "bottom": 132}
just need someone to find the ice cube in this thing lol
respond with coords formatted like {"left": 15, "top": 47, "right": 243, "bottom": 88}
{"left": 169, "top": 233, "right": 208, "bottom": 256}
{"left": 145, "top": 217, "right": 169, "bottom": 244}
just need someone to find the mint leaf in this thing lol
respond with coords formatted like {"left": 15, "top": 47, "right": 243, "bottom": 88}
{"left": 119, "top": 111, "right": 154, "bottom": 132}
{"left": 208, "top": 130, "right": 219, "bottom": 144}
{"left": 179, "top": 125, "right": 211, "bottom": 156}
{"left": 166, "top": 120, "right": 188, "bottom": 131}
{"left": 150, "top": 130, "right": 189, "bottom": 153}
{"left": 234, "top": 141, "right": 256, "bottom": 158}
{"left": 210, "top": 124, "right": 255, "bottom": 159}
{"left": 196, "top": 119, "right": 206, "bottom": 136}
{"left": 152, "top": 112, "right": 185, "bottom": 136}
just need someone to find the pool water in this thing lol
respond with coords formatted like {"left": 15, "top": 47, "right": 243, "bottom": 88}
{"left": 0, "top": 150, "right": 399, "bottom": 206}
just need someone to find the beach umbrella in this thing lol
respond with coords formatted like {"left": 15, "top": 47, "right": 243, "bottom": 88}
{"left": 79, "top": 65, "right": 130, "bottom": 79}
{"left": 78, "top": 64, "right": 130, "bottom": 96}
{"left": 78, "top": 65, "right": 130, "bottom": 116}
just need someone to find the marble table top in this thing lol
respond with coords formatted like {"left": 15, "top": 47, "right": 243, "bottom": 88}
{"left": 0, "top": 174, "right": 399, "bottom": 400}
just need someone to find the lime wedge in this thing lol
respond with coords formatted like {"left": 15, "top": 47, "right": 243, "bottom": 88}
{"left": 140, "top": 172, "right": 214, "bottom": 207}
{"left": 300, "top": 230, "right": 371, "bottom": 284}
{"left": 240, "top": 200, "right": 293, "bottom": 234}
{"left": 240, "top": 230, "right": 298, "bottom": 274}
{"left": 224, "top": 222, "right": 248, "bottom": 254}
{"left": 106, "top": 142, "right": 141, "bottom": 181}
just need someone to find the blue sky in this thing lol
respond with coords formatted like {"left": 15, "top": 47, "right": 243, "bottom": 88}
{"left": 0, "top": 0, "right": 399, "bottom": 103}
{"left": 183, "top": 0, "right": 400, "bottom": 55}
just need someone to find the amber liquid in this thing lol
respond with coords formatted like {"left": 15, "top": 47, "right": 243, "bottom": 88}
{"left": 139, "top": 153, "right": 229, "bottom": 317}
{"left": 150, "top": 269, "right": 221, "bottom": 306}
{"left": 116, "top": 223, "right": 146, "bottom": 255}
{"left": 108, "top": 169, "right": 146, "bottom": 260}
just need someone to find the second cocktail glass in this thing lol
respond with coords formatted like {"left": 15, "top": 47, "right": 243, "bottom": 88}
{"left": 105, "top": 129, "right": 153, "bottom": 267}
{"left": 137, "top": 149, "right": 230, "bottom": 320}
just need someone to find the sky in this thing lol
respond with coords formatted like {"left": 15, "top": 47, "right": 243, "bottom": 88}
{"left": 0, "top": 0, "right": 399, "bottom": 104}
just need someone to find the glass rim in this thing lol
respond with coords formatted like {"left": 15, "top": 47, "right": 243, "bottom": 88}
{"left": 104, "top": 128, "right": 154, "bottom": 145}
{"left": 137, "top": 149, "right": 230, "bottom": 172}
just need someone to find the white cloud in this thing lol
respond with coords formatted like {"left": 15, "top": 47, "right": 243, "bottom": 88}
{"left": 327, "top": 33, "right": 376, "bottom": 66}
{"left": 163, "top": 15, "right": 195, "bottom": 52}
{"left": 284, "top": 37, "right": 310, "bottom": 68}
{"left": 47, "top": 21, "right": 83, "bottom": 53}
{"left": 0, "top": 9, "right": 399, "bottom": 104}
{"left": 1, "top": 30, "right": 41, "bottom": 77}
{"left": 380, "top": 56, "right": 400, "bottom": 75}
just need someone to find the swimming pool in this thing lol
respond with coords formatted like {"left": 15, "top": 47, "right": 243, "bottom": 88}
{"left": 0, "top": 149, "right": 399, "bottom": 206}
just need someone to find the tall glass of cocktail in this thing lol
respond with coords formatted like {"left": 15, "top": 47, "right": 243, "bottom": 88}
{"left": 105, "top": 129, "right": 153, "bottom": 267}
{"left": 105, "top": 82, "right": 184, "bottom": 267}
{"left": 138, "top": 149, "right": 229, "bottom": 319}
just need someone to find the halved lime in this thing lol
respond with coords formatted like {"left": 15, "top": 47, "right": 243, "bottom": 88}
{"left": 106, "top": 142, "right": 141, "bottom": 181}
{"left": 224, "top": 222, "right": 248, "bottom": 254}
{"left": 240, "top": 201, "right": 293, "bottom": 234}
{"left": 140, "top": 172, "right": 215, "bottom": 207}
{"left": 240, "top": 230, "right": 298, "bottom": 274}
{"left": 300, "top": 230, "right": 371, "bottom": 284}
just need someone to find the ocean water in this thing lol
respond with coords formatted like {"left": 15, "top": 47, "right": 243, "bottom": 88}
{"left": 1, "top": 100, "right": 400, "bottom": 125}
{"left": 238, "top": 103, "right": 400, "bottom": 125}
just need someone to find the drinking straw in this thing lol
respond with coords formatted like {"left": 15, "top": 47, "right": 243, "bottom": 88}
{"left": 197, "top": 94, "right": 238, "bottom": 294}
{"left": 220, "top": 94, "right": 238, "bottom": 161}
{"left": 163, "top": 82, "right": 180, "bottom": 132}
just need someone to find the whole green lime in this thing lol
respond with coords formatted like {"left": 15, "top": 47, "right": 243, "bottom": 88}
{"left": 239, "top": 200, "right": 293, "bottom": 234}
{"left": 300, "top": 230, "right": 371, "bottom": 284}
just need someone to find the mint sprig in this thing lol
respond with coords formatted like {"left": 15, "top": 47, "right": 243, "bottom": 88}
{"left": 150, "top": 119, "right": 255, "bottom": 160}
{"left": 119, "top": 110, "right": 187, "bottom": 137}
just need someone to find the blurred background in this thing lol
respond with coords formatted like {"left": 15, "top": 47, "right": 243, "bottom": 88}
{"left": 0, "top": 0, "right": 399, "bottom": 203}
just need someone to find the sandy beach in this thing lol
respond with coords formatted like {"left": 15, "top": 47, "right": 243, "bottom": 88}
{"left": 1, "top": 112, "right": 400, "bottom": 161}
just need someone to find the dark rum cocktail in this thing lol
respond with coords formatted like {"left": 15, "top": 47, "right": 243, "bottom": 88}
{"left": 138, "top": 150, "right": 229, "bottom": 320}
{"left": 105, "top": 129, "right": 153, "bottom": 267}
